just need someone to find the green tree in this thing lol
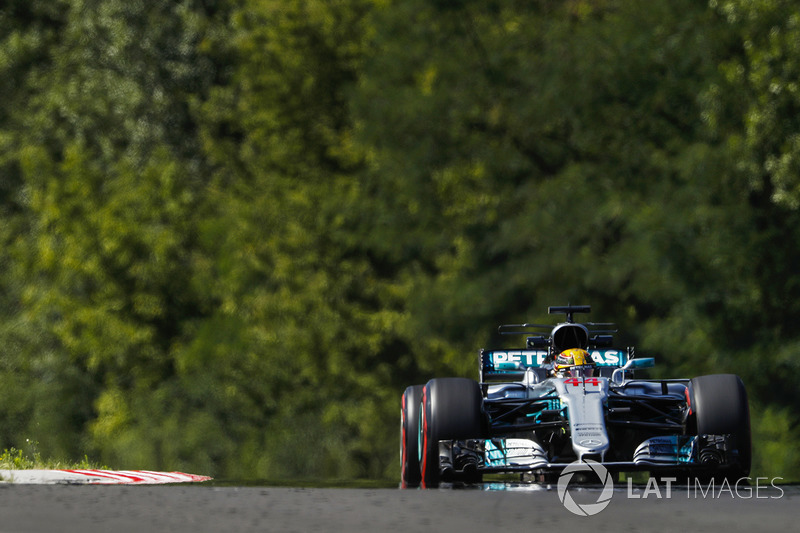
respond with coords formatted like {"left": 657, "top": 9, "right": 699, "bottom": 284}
{"left": 355, "top": 0, "right": 800, "bottom": 479}
{"left": 696, "top": 0, "right": 800, "bottom": 477}
{"left": 353, "top": 0, "right": 730, "bottom": 361}
{"left": 194, "top": 0, "right": 409, "bottom": 479}
{"left": 1, "top": 0, "right": 800, "bottom": 483}
{"left": 0, "top": 0, "right": 227, "bottom": 463}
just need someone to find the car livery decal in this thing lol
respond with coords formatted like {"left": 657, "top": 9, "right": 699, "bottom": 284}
{"left": 486, "top": 349, "right": 626, "bottom": 370}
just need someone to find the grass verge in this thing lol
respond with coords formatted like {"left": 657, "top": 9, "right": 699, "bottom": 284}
{"left": 0, "top": 441, "right": 106, "bottom": 470}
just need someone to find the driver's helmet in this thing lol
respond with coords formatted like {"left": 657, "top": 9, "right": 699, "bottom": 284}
{"left": 554, "top": 348, "right": 595, "bottom": 377}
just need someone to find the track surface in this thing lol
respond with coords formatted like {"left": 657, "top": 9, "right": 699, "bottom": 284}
{"left": 0, "top": 484, "right": 796, "bottom": 532}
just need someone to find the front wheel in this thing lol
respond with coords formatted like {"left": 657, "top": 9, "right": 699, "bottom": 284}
{"left": 420, "top": 377, "right": 484, "bottom": 487}
{"left": 691, "top": 374, "right": 751, "bottom": 479}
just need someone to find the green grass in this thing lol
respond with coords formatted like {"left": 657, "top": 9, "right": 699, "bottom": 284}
{"left": 0, "top": 441, "right": 106, "bottom": 470}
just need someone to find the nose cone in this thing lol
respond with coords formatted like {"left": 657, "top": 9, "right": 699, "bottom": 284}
{"left": 553, "top": 377, "right": 610, "bottom": 461}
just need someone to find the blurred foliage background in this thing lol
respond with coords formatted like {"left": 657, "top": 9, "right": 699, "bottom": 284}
{"left": 1, "top": 0, "right": 800, "bottom": 482}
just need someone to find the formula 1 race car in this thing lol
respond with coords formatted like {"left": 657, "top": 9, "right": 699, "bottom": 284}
{"left": 400, "top": 305, "right": 751, "bottom": 487}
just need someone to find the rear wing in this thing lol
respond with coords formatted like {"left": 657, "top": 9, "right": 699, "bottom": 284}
{"left": 482, "top": 305, "right": 635, "bottom": 382}
{"left": 480, "top": 348, "right": 630, "bottom": 382}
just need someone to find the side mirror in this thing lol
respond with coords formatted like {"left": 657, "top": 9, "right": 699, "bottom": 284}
{"left": 624, "top": 357, "right": 654, "bottom": 370}
{"left": 612, "top": 357, "right": 654, "bottom": 383}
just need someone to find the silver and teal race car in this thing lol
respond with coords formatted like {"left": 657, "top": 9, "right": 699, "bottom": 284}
{"left": 400, "top": 305, "right": 751, "bottom": 487}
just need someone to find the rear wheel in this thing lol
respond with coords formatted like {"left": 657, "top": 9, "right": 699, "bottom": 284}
{"left": 400, "top": 385, "right": 424, "bottom": 487}
{"left": 420, "top": 377, "right": 484, "bottom": 487}
{"left": 691, "top": 374, "right": 751, "bottom": 479}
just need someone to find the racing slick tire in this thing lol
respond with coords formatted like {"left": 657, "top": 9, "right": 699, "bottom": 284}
{"left": 400, "top": 384, "right": 424, "bottom": 487}
{"left": 420, "top": 377, "right": 484, "bottom": 487}
{"left": 691, "top": 374, "right": 752, "bottom": 479}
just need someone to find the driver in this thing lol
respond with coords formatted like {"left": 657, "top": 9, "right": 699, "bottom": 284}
{"left": 553, "top": 348, "right": 595, "bottom": 378}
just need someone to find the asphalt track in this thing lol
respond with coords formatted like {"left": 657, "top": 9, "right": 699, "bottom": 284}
{"left": 0, "top": 483, "right": 797, "bottom": 533}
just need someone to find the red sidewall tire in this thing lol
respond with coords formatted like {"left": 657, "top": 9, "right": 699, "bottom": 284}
{"left": 400, "top": 385, "right": 424, "bottom": 487}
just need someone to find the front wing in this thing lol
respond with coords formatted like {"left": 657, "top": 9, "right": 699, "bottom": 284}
{"left": 438, "top": 434, "right": 740, "bottom": 476}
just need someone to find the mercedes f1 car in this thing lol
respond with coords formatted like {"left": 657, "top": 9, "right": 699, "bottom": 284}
{"left": 400, "top": 305, "right": 751, "bottom": 487}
